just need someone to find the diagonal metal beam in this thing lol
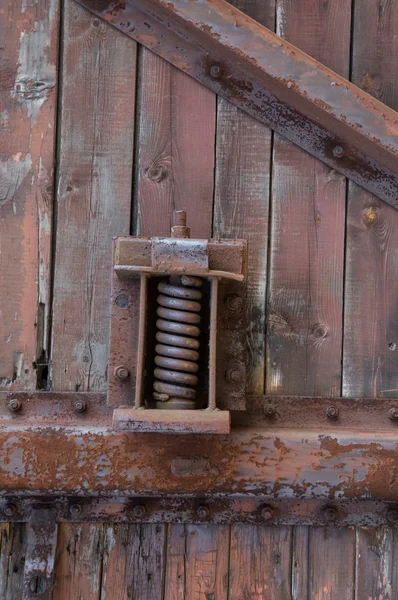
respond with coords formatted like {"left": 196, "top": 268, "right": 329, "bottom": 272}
{"left": 74, "top": 0, "right": 398, "bottom": 208}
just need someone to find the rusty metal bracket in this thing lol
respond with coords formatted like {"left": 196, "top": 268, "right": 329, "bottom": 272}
{"left": 75, "top": 0, "right": 398, "bottom": 209}
{"left": 22, "top": 508, "right": 58, "bottom": 600}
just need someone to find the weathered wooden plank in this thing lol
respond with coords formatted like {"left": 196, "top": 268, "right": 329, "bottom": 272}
{"left": 51, "top": 0, "right": 137, "bottom": 392}
{"left": 101, "top": 524, "right": 167, "bottom": 600}
{"left": 0, "top": 524, "right": 26, "bottom": 600}
{"left": 267, "top": 0, "right": 350, "bottom": 397}
{"left": 309, "top": 528, "right": 355, "bottom": 600}
{"left": 355, "top": 527, "right": 397, "bottom": 600}
{"left": 52, "top": 523, "right": 104, "bottom": 599}
{"left": 229, "top": 525, "right": 292, "bottom": 599}
{"left": 290, "top": 527, "right": 309, "bottom": 600}
{"left": 0, "top": 0, "right": 59, "bottom": 390}
{"left": 134, "top": 49, "right": 215, "bottom": 238}
{"left": 214, "top": 0, "right": 274, "bottom": 395}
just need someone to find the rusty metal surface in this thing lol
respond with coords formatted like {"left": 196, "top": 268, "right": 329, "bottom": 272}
{"left": 75, "top": 0, "right": 398, "bottom": 209}
{"left": 113, "top": 408, "right": 230, "bottom": 434}
{"left": 1, "top": 496, "right": 398, "bottom": 527}
{"left": 22, "top": 508, "right": 58, "bottom": 600}
{"left": 152, "top": 238, "right": 209, "bottom": 273}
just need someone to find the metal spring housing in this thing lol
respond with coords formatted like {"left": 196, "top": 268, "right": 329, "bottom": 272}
{"left": 153, "top": 274, "right": 203, "bottom": 409}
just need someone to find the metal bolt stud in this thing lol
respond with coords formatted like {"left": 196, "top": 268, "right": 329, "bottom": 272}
{"left": 70, "top": 503, "right": 82, "bottom": 517}
{"left": 4, "top": 503, "right": 17, "bottom": 518}
{"left": 74, "top": 400, "right": 86, "bottom": 413}
{"left": 261, "top": 505, "right": 274, "bottom": 521}
{"left": 225, "top": 294, "right": 244, "bottom": 313}
{"left": 386, "top": 507, "right": 398, "bottom": 524}
{"left": 333, "top": 145, "right": 345, "bottom": 158}
{"left": 197, "top": 505, "right": 209, "bottom": 519}
{"left": 114, "top": 365, "right": 130, "bottom": 380}
{"left": 210, "top": 64, "right": 223, "bottom": 79}
{"left": 132, "top": 504, "right": 147, "bottom": 519}
{"left": 263, "top": 405, "right": 276, "bottom": 418}
{"left": 226, "top": 368, "right": 244, "bottom": 383}
{"left": 326, "top": 405, "right": 339, "bottom": 420}
{"left": 388, "top": 407, "right": 398, "bottom": 421}
{"left": 323, "top": 506, "right": 338, "bottom": 521}
{"left": 8, "top": 399, "right": 21, "bottom": 413}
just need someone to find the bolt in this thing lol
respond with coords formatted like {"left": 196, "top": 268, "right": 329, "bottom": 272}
{"left": 4, "top": 503, "right": 16, "bottom": 518}
{"left": 263, "top": 405, "right": 276, "bottom": 418}
{"left": 70, "top": 503, "right": 82, "bottom": 517}
{"left": 132, "top": 504, "right": 147, "bottom": 519}
{"left": 210, "top": 64, "right": 223, "bottom": 79}
{"left": 323, "top": 506, "right": 338, "bottom": 521}
{"left": 197, "top": 505, "right": 209, "bottom": 519}
{"left": 387, "top": 507, "right": 398, "bottom": 524}
{"left": 114, "top": 365, "right": 130, "bottom": 380}
{"left": 388, "top": 407, "right": 398, "bottom": 421}
{"left": 261, "top": 505, "right": 274, "bottom": 521}
{"left": 226, "top": 368, "right": 244, "bottom": 383}
{"left": 326, "top": 405, "right": 339, "bottom": 420}
{"left": 225, "top": 294, "right": 244, "bottom": 313}
{"left": 74, "top": 400, "right": 86, "bottom": 413}
{"left": 333, "top": 145, "right": 345, "bottom": 158}
{"left": 8, "top": 399, "right": 21, "bottom": 413}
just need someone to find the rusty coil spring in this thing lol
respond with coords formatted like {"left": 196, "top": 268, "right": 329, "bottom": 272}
{"left": 153, "top": 275, "right": 203, "bottom": 409}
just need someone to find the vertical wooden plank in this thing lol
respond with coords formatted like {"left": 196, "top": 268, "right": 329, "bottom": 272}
{"left": 135, "top": 49, "right": 215, "bottom": 238}
{"left": 309, "top": 528, "right": 355, "bottom": 600}
{"left": 51, "top": 0, "right": 137, "bottom": 392}
{"left": 343, "top": 1, "right": 398, "bottom": 597}
{"left": 229, "top": 525, "right": 292, "bottom": 599}
{"left": 269, "top": 1, "right": 353, "bottom": 597}
{"left": 0, "top": 0, "right": 59, "bottom": 389}
{"left": 0, "top": 524, "right": 26, "bottom": 600}
{"left": 214, "top": 0, "right": 275, "bottom": 394}
{"left": 53, "top": 523, "right": 104, "bottom": 600}
{"left": 101, "top": 524, "right": 167, "bottom": 600}
{"left": 164, "top": 524, "right": 185, "bottom": 600}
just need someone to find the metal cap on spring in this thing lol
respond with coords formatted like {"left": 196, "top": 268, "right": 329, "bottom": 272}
{"left": 171, "top": 210, "right": 190, "bottom": 239}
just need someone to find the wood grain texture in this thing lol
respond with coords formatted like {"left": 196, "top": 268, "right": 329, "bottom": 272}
{"left": 214, "top": 0, "right": 275, "bottom": 395}
{"left": 309, "top": 528, "right": 355, "bottom": 600}
{"left": 53, "top": 523, "right": 104, "bottom": 599}
{"left": 229, "top": 525, "right": 292, "bottom": 599}
{"left": 51, "top": 0, "right": 137, "bottom": 392}
{"left": 0, "top": 524, "right": 26, "bottom": 600}
{"left": 164, "top": 524, "right": 229, "bottom": 600}
{"left": 291, "top": 527, "right": 309, "bottom": 600}
{"left": 267, "top": 0, "right": 351, "bottom": 397}
{"left": 134, "top": 48, "right": 215, "bottom": 238}
{"left": 355, "top": 527, "right": 398, "bottom": 600}
{"left": 101, "top": 524, "right": 167, "bottom": 600}
{"left": 0, "top": 0, "right": 59, "bottom": 390}
{"left": 343, "top": 0, "right": 398, "bottom": 398}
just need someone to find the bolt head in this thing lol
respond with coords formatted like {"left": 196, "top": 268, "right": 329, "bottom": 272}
{"left": 388, "top": 407, "right": 398, "bottom": 421}
{"left": 263, "top": 405, "right": 276, "bottom": 418}
{"left": 225, "top": 294, "right": 244, "bottom": 313}
{"left": 226, "top": 368, "right": 244, "bottom": 383}
{"left": 8, "top": 399, "right": 21, "bottom": 413}
{"left": 323, "top": 506, "right": 338, "bottom": 521}
{"left": 132, "top": 504, "right": 147, "bottom": 519}
{"left": 114, "top": 365, "right": 130, "bottom": 380}
{"left": 261, "top": 505, "right": 274, "bottom": 521}
{"left": 70, "top": 503, "right": 82, "bottom": 517}
{"left": 4, "top": 503, "right": 16, "bottom": 517}
{"left": 333, "top": 145, "right": 345, "bottom": 158}
{"left": 197, "top": 505, "right": 209, "bottom": 519}
{"left": 387, "top": 507, "right": 398, "bottom": 524}
{"left": 326, "top": 405, "right": 339, "bottom": 420}
{"left": 210, "top": 64, "right": 222, "bottom": 78}
{"left": 74, "top": 400, "right": 86, "bottom": 413}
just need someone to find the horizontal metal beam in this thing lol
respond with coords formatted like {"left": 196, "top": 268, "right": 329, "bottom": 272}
{"left": 2, "top": 392, "right": 398, "bottom": 501}
{"left": 75, "top": 0, "right": 398, "bottom": 208}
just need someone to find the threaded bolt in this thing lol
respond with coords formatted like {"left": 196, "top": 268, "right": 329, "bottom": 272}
{"left": 4, "top": 503, "right": 17, "bottom": 518}
{"left": 210, "top": 64, "right": 223, "bottom": 78}
{"left": 261, "top": 505, "right": 274, "bottom": 521}
{"left": 8, "top": 399, "right": 21, "bottom": 413}
{"left": 74, "top": 400, "right": 86, "bottom": 413}
{"left": 70, "top": 503, "right": 82, "bottom": 517}
{"left": 132, "top": 504, "right": 147, "bottom": 519}
{"left": 388, "top": 407, "right": 398, "bottom": 421}
{"left": 114, "top": 366, "right": 130, "bottom": 380}
{"left": 326, "top": 405, "right": 339, "bottom": 420}
{"left": 323, "top": 506, "right": 338, "bottom": 521}
{"left": 197, "top": 505, "right": 209, "bottom": 519}
{"left": 333, "top": 145, "right": 345, "bottom": 158}
{"left": 263, "top": 405, "right": 276, "bottom": 418}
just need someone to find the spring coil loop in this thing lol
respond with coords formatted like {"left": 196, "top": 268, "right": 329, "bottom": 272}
{"left": 153, "top": 275, "right": 203, "bottom": 409}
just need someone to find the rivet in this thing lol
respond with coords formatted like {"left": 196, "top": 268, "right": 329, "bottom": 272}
{"left": 8, "top": 399, "right": 21, "bottom": 413}
{"left": 332, "top": 145, "right": 345, "bottom": 158}
{"left": 388, "top": 407, "right": 398, "bottom": 421}
{"left": 323, "top": 506, "right": 338, "bottom": 521}
{"left": 115, "top": 294, "right": 129, "bottom": 309}
{"left": 261, "top": 505, "right": 274, "bottom": 521}
{"left": 197, "top": 505, "right": 209, "bottom": 519}
{"left": 210, "top": 64, "right": 223, "bottom": 79}
{"left": 132, "top": 504, "right": 147, "bottom": 519}
{"left": 74, "top": 400, "right": 86, "bottom": 413}
{"left": 386, "top": 507, "right": 398, "bottom": 524}
{"left": 114, "top": 366, "right": 130, "bottom": 380}
{"left": 70, "top": 503, "right": 82, "bottom": 517}
{"left": 226, "top": 368, "right": 244, "bottom": 383}
{"left": 4, "top": 503, "right": 17, "bottom": 518}
{"left": 263, "top": 405, "right": 276, "bottom": 418}
{"left": 225, "top": 294, "right": 244, "bottom": 313}
{"left": 326, "top": 405, "right": 339, "bottom": 420}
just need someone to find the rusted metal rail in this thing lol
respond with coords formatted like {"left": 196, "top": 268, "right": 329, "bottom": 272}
{"left": 76, "top": 0, "right": 398, "bottom": 208}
